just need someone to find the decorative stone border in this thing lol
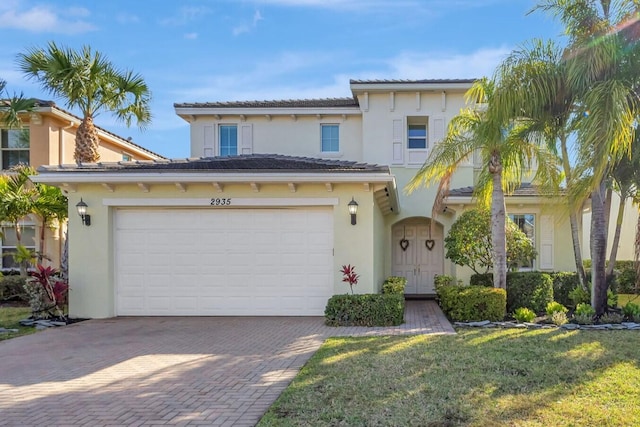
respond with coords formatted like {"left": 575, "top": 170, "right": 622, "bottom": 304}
{"left": 19, "top": 318, "right": 67, "bottom": 329}
{"left": 454, "top": 320, "right": 640, "bottom": 330}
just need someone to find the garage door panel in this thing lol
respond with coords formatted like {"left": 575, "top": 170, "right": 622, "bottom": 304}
{"left": 116, "top": 208, "right": 334, "bottom": 316}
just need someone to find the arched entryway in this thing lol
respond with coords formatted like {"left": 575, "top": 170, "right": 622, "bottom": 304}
{"left": 392, "top": 217, "right": 444, "bottom": 296}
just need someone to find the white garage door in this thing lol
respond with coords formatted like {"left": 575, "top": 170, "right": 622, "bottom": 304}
{"left": 115, "top": 208, "right": 334, "bottom": 316}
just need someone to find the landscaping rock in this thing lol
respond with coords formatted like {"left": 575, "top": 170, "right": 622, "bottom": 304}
{"left": 561, "top": 324, "right": 580, "bottom": 330}
{"left": 50, "top": 321, "right": 67, "bottom": 326}
{"left": 19, "top": 319, "right": 35, "bottom": 326}
{"left": 468, "top": 320, "right": 491, "bottom": 327}
{"left": 0, "top": 328, "right": 19, "bottom": 334}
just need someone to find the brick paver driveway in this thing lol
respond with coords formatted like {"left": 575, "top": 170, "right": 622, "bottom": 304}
{"left": 0, "top": 301, "right": 453, "bottom": 427}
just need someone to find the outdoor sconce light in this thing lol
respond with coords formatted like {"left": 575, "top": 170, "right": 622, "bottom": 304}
{"left": 76, "top": 198, "right": 91, "bottom": 226}
{"left": 348, "top": 197, "right": 359, "bottom": 225}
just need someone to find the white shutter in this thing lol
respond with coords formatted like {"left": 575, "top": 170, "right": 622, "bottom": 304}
{"left": 539, "top": 215, "right": 554, "bottom": 270}
{"left": 392, "top": 119, "right": 403, "bottom": 164}
{"left": 203, "top": 126, "right": 214, "bottom": 157}
{"left": 430, "top": 116, "right": 445, "bottom": 146}
{"left": 240, "top": 124, "right": 253, "bottom": 155}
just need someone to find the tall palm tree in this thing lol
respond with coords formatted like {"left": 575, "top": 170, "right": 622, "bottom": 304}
{"left": 535, "top": 0, "right": 640, "bottom": 314}
{"left": 407, "top": 77, "right": 561, "bottom": 289}
{"left": 0, "top": 79, "right": 36, "bottom": 129}
{"left": 32, "top": 182, "right": 68, "bottom": 264}
{"left": 17, "top": 42, "right": 152, "bottom": 163}
{"left": 493, "top": 38, "right": 588, "bottom": 289}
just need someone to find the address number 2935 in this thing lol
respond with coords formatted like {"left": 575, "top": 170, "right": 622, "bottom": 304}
{"left": 210, "top": 198, "right": 231, "bottom": 206}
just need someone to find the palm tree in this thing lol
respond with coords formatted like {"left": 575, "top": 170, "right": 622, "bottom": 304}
{"left": 0, "top": 78, "right": 35, "bottom": 129}
{"left": 32, "top": 182, "right": 68, "bottom": 264}
{"left": 17, "top": 42, "right": 152, "bottom": 163}
{"left": 407, "top": 77, "right": 561, "bottom": 289}
{"left": 492, "top": 38, "right": 588, "bottom": 289}
{"left": 535, "top": 0, "right": 640, "bottom": 315}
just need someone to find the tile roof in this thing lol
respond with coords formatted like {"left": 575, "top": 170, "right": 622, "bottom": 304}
{"left": 174, "top": 98, "right": 359, "bottom": 109}
{"left": 38, "top": 154, "right": 390, "bottom": 174}
{"left": 349, "top": 78, "right": 477, "bottom": 84}
{"left": 31, "top": 100, "right": 166, "bottom": 160}
{"left": 447, "top": 183, "right": 559, "bottom": 197}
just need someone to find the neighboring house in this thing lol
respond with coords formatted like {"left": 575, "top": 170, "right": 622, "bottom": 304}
{"left": 34, "top": 79, "right": 575, "bottom": 319}
{"left": 1, "top": 100, "right": 165, "bottom": 271}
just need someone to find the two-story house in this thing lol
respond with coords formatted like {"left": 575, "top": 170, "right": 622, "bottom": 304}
{"left": 2, "top": 100, "right": 164, "bottom": 271}
{"left": 34, "top": 79, "right": 575, "bottom": 319}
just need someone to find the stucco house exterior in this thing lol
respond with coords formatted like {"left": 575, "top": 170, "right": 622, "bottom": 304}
{"left": 34, "top": 79, "right": 576, "bottom": 318}
{"left": 1, "top": 101, "right": 164, "bottom": 271}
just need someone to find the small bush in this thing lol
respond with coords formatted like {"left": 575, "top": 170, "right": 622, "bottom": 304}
{"left": 607, "top": 290, "right": 618, "bottom": 308}
{"left": 437, "top": 285, "right": 506, "bottom": 322}
{"left": 550, "top": 272, "right": 580, "bottom": 307}
{"left": 382, "top": 276, "right": 407, "bottom": 294}
{"left": 616, "top": 265, "right": 637, "bottom": 294}
{"left": 574, "top": 303, "right": 595, "bottom": 325}
{"left": 506, "top": 272, "right": 554, "bottom": 313}
{"left": 470, "top": 273, "right": 493, "bottom": 287}
{"left": 0, "top": 276, "right": 28, "bottom": 302}
{"left": 550, "top": 311, "right": 568, "bottom": 326}
{"left": 434, "top": 274, "right": 456, "bottom": 289}
{"left": 514, "top": 307, "right": 536, "bottom": 323}
{"left": 569, "top": 287, "right": 590, "bottom": 307}
{"left": 325, "top": 294, "right": 404, "bottom": 326}
{"left": 599, "top": 312, "right": 623, "bottom": 324}
{"left": 622, "top": 302, "right": 640, "bottom": 319}
{"left": 546, "top": 301, "right": 568, "bottom": 316}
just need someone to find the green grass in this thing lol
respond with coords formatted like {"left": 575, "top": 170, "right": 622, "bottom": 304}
{"left": 258, "top": 329, "right": 640, "bottom": 426}
{"left": 0, "top": 307, "right": 36, "bottom": 341}
{"left": 618, "top": 293, "right": 640, "bottom": 307}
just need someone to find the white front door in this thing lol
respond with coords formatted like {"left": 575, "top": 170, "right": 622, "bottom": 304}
{"left": 392, "top": 223, "right": 443, "bottom": 294}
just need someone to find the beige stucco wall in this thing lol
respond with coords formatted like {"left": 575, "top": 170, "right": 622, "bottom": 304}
{"left": 65, "top": 182, "right": 386, "bottom": 318}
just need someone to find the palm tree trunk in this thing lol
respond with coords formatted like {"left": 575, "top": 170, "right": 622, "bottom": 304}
{"left": 606, "top": 195, "right": 626, "bottom": 277}
{"left": 490, "top": 155, "right": 507, "bottom": 289}
{"left": 74, "top": 115, "right": 101, "bottom": 163}
{"left": 560, "top": 135, "right": 587, "bottom": 287}
{"left": 591, "top": 178, "right": 608, "bottom": 316}
{"left": 635, "top": 207, "right": 640, "bottom": 293}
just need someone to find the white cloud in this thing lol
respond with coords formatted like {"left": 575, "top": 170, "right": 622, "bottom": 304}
{"left": 160, "top": 6, "right": 211, "bottom": 26}
{"left": 0, "top": 4, "right": 96, "bottom": 34}
{"left": 233, "top": 9, "right": 263, "bottom": 36}
{"left": 184, "top": 32, "right": 198, "bottom": 39}
{"left": 117, "top": 12, "right": 140, "bottom": 24}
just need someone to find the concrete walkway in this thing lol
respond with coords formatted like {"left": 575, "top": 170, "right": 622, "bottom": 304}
{"left": 0, "top": 301, "right": 454, "bottom": 427}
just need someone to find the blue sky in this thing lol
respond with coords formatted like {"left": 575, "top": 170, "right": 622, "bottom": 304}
{"left": 0, "top": 0, "right": 563, "bottom": 159}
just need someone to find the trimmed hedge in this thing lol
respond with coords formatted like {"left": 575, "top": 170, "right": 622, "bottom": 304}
{"left": 325, "top": 294, "right": 405, "bottom": 326}
{"left": 0, "top": 276, "right": 27, "bottom": 302}
{"left": 437, "top": 285, "right": 506, "bottom": 322}
{"left": 470, "top": 273, "right": 493, "bottom": 287}
{"left": 506, "top": 272, "right": 553, "bottom": 313}
{"left": 382, "top": 276, "right": 407, "bottom": 294}
{"left": 550, "top": 272, "right": 580, "bottom": 307}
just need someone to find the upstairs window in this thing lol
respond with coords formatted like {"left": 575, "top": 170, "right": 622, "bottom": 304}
{"left": 321, "top": 124, "right": 339, "bottom": 152}
{"left": 1, "top": 129, "right": 30, "bottom": 169}
{"left": 219, "top": 125, "right": 238, "bottom": 157}
{"left": 407, "top": 119, "right": 427, "bottom": 149}
{"left": 122, "top": 153, "right": 133, "bottom": 161}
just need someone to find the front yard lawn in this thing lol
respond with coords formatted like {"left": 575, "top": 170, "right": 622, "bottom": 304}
{"left": 0, "top": 307, "right": 36, "bottom": 341}
{"left": 259, "top": 329, "right": 640, "bottom": 426}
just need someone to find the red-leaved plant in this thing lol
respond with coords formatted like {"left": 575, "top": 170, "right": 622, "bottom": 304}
{"left": 28, "top": 265, "right": 69, "bottom": 321}
{"left": 340, "top": 264, "right": 359, "bottom": 294}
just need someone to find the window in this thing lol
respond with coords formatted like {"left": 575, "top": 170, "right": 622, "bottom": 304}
{"left": 321, "top": 124, "right": 339, "bottom": 152}
{"left": 1, "top": 224, "right": 36, "bottom": 270}
{"left": 1, "top": 129, "right": 30, "bottom": 169}
{"left": 509, "top": 214, "right": 535, "bottom": 269}
{"left": 407, "top": 118, "right": 427, "bottom": 149}
{"left": 219, "top": 125, "right": 238, "bottom": 157}
{"left": 122, "top": 153, "right": 133, "bottom": 161}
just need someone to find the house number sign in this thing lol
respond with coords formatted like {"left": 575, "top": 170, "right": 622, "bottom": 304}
{"left": 210, "top": 198, "right": 232, "bottom": 206}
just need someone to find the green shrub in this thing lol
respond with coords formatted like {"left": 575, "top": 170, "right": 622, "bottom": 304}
{"left": 0, "top": 276, "right": 28, "bottom": 302}
{"left": 514, "top": 307, "right": 536, "bottom": 323}
{"left": 550, "top": 311, "right": 568, "bottom": 326}
{"left": 325, "top": 294, "right": 404, "bottom": 326}
{"left": 546, "top": 301, "right": 568, "bottom": 316}
{"left": 622, "top": 302, "right": 640, "bottom": 319}
{"left": 569, "top": 286, "right": 590, "bottom": 307}
{"left": 615, "top": 263, "right": 637, "bottom": 294}
{"left": 574, "top": 303, "right": 595, "bottom": 325}
{"left": 434, "top": 274, "right": 456, "bottom": 289}
{"left": 382, "top": 276, "right": 407, "bottom": 294}
{"left": 506, "top": 272, "right": 554, "bottom": 313}
{"left": 437, "top": 285, "right": 506, "bottom": 322}
{"left": 470, "top": 273, "right": 493, "bottom": 287}
{"left": 599, "top": 312, "right": 623, "bottom": 324}
{"left": 550, "top": 272, "right": 580, "bottom": 307}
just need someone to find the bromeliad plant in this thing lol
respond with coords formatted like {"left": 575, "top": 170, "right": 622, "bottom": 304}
{"left": 340, "top": 264, "right": 360, "bottom": 295}
{"left": 25, "top": 265, "right": 69, "bottom": 320}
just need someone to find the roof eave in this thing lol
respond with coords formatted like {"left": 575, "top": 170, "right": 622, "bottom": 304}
{"left": 350, "top": 81, "right": 474, "bottom": 94}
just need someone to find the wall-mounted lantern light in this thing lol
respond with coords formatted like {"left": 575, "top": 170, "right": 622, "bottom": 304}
{"left": 348, "top": 197, "right": 358, "bottom": 225}
{"left": 76, "top": 198, "right": 91, "bottom": 226}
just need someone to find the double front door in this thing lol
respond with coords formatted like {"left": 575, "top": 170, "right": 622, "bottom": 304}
{"left": 392, "top": 223, "right": 443, "bottom": 295}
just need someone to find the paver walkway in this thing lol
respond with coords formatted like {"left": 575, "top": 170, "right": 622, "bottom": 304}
{"left": 0, "top": 301, "right": 454, "bottom": 427}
